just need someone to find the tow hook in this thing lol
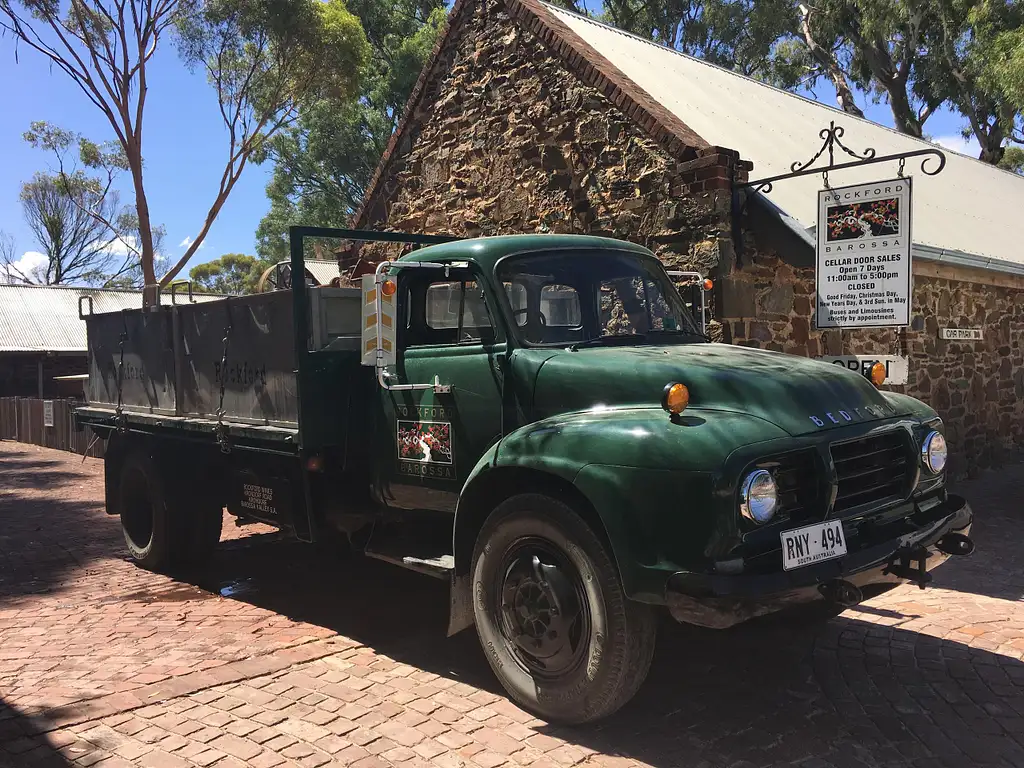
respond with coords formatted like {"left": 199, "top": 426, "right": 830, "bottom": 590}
{"left": 819, "top": 579, "right": 863, "bottom": 607}
{"left": 882, "top": 545, "right": 932, "bottom": 589}
{"left": 936, "top": 532, "right": 975, "bottom": 557}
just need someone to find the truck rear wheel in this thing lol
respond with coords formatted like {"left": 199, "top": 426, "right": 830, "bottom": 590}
{"left": 119, "top": 453, "right": 179, "bottom": 571}
{"left": 119, "top": 452, "right": 222, "bottom": 570}
{"left": 471, "top": 493, "right": 657, "bottom": 724}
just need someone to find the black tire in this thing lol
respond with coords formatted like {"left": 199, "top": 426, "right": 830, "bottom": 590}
{"left": 471, "top": 493, "right": 657, "bottom": 724}
{"left": 119, "top": 452, "right": 180, "bottom": 571}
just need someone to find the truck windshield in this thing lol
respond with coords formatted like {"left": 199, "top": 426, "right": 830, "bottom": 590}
{"left": 496, "top": 250, "right": 704, "bottom": 347}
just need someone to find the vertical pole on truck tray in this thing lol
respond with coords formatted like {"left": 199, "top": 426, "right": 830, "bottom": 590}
{"left": 288, "top": 226, "right": 317, "bottom": 544}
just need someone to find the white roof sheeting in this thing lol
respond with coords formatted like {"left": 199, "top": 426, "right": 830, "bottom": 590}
{"left": 0, "top": 284, "right": 221, "bottom": 353}
{"left": 546, "top": 4, "right": 1024, "bottom": 272}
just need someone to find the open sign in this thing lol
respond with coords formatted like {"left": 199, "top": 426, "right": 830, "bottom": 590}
{"left": 815, "top": 355, "right": 909, "bottom": 385}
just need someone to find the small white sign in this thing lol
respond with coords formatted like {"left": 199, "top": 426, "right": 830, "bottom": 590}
{"left": 43, "top": 400, "right": 54, "bottom": 428}
{"left": 816, "top": 178, "right": 912, "bottom": 329}
{"left": 816, "top": 355, "right": 909, "bottom": 385}
{"left": 939, "top": 328, "right": 983, "bottom": 341}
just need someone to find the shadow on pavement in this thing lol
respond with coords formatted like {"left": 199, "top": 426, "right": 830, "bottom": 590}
{"left": 177, "top": 527, "right": 1024, "bottom": 768}
{"left": 0, "top": 698, "right": 76, "bottom": 767}
{"left": 0, "top": 448, "right": 107, "bottom": 604}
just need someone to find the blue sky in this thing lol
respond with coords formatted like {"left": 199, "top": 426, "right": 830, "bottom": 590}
{"left": 0, "top": 45, "right": 274, "bottom": 280}
{"left": 0, "top": 27, "right": 978, "bottom": 282}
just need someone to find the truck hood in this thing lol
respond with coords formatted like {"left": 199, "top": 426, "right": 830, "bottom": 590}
{"left": 529, "top": 343, "right": 906, "bottom": 437}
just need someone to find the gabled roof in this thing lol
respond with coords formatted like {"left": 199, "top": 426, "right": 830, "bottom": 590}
{"left": 546, "top": 5, "right": 1024, "bottom": 273}
{"left": 0, "top": 283, "right": 221, "bottom": 353}
{"left": 355, "top": 0, "right": 1024, "bottom": 276}
{"left": 352, "top": 0, "right": 716, "bottom": 229}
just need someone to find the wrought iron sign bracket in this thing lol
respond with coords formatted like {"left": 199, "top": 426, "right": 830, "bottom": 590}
{"left": 740, "top": 121, "right": 946, "bottom": 197}
{"left": 732, "top": 121, "right": 945, "bottom": 266}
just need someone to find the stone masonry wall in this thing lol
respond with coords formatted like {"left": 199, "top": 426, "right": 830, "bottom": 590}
{"left": 357, "top": 0, "right": 745, "bottom": 307}
{"left": 723, "top": 248, "right": 1024, "bottom": 475}
{"left": 355, "top": 0, "right": 1019, "bottom": 475}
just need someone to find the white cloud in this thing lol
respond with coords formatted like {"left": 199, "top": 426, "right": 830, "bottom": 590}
{"left": 931, "top": 134, "right": 977, "bottom": 158}
{"left": 1, "top": 251, "right": 47, "bottom": 284}
{"left": 103, "top": 236, "right": 139, "bottom": 258}
{"left": 179, "top": 235, "right": 205, "bottom": 250}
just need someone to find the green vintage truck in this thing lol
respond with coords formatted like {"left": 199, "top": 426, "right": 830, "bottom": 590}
{"left": 76, "top": 228, "right": 975, "bottom": 723}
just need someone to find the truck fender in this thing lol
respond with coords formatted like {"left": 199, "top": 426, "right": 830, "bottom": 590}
{"left": 446, "top": 432, "right": 621, "bottom": 637}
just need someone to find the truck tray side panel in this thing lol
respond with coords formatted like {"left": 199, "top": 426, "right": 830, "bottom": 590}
{"left": 178, "top": 292, "right": 299, "bottom": 426}
{"left": 86, "top": 308, "right": 176, "bottom": 415}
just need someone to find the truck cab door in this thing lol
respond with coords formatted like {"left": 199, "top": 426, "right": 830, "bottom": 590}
{"left": 376, "top": 266, "right": 506, "bottom": 512}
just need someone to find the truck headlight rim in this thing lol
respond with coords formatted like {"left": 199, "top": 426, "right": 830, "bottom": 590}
{"left": 921, "top": 430, "right": 947, "bottom": 474}
{"left": 740, "top": 469, "right": 778, "bottom": 524}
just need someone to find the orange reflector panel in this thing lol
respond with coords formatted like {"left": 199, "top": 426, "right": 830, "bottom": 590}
{"left": 703, "top": 279, "right": 713, "bottom": 291}
{"left": 381, "top": 280, "right": 397, "bottom": 297}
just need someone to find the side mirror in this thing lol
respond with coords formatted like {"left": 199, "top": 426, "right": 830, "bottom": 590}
{"left": 666, "top": 271, "right": 711, "bottom": 336}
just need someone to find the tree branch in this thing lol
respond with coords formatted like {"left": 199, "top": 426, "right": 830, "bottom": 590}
{"left": 798, "top": 4, "right": 865, "bottom": 117}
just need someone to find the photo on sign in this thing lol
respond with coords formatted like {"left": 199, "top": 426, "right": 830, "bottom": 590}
{"left": 397, "top": 420, "right": 452, "bottom": 465}
{"left": 826, "top": 198, "right": 900, "bottom": 241}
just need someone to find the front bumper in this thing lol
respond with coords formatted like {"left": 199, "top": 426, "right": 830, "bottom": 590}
{"left": 666, "top": 493, "right": 974, "bottom": 629}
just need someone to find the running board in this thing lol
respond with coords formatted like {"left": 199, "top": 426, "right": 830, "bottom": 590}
{"left": 364, "top": 550, "right": 454, "bottom": 579}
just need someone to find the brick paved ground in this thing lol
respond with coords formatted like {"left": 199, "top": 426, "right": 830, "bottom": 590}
{"left": 2, "top": 441, "right": 1024, "bottom": 768}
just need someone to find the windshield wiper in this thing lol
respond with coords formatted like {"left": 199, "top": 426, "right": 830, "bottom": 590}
{"left": 569, "top": 334, "right": 647, "bottom": 351}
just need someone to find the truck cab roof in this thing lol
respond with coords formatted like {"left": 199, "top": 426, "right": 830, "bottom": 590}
{"left": 396, "top": 233, "right": 654, "bottom": 273}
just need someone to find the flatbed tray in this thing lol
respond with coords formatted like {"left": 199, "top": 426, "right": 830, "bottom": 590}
{"left": 76, "top": 406, "right": 299, "bottom": 444}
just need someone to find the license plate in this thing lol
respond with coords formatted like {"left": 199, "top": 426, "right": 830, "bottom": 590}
{"left": 781, "top": 520, "right": 847, "bottom": 571}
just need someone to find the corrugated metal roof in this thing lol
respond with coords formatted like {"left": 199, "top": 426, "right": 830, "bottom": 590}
{"left": 546, "top": 4, "right": 1024, "bottom": 270}
{"left": 0, "top": 283, "right": 221, "bottom": 353}
{"left": 305, "top": 260, "right": 341, "bottom": 285}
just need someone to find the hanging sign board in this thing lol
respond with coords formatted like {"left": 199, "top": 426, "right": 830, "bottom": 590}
{"left": 815, "top": 355, "right": 909, "bottom": 385}
{"left": 815, "top": 178, "right": 912, "bottom": 329}
{"left": 43, "top": 400, "right": 54, "bottom": 428}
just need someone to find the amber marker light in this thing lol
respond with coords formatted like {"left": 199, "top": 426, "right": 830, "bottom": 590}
{"left": 703, "top": 278, "right": 713, "bottom": 291}
{"left": 381, "top": 279, "right": 397, "bottom": 297}
{"left": 869, "top": 361, "right": 886, "bottom": 388}
{"left": 662, "top": 382, "right": 690, "bottom": 415}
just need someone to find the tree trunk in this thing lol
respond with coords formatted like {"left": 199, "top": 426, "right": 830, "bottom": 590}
{"left": 885, "top": 81, "right": 924, "bottom": 138}
{"left": 127, "top": 140, "right": 157, "bottom": 305}
{"left": 798, "top": 5, "right": 865, "bottom": 118}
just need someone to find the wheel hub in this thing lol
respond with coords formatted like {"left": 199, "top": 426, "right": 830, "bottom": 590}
{"left": 497, "top": 545, "right": 589, "bottom": 677}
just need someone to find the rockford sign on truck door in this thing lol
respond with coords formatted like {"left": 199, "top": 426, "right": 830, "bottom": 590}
{"left": 816, "top": 178, "right": 912, "bottom": 329}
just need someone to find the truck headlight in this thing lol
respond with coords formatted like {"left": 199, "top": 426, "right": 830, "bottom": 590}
{"left": 921, "top": 430, "right": 947, "bottom": 474}
{"left": 740, "top": 469, "right": 778, "bottom": 524}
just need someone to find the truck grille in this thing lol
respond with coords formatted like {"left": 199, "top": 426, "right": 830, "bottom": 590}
{"left": 831, "top": 431, "right": 911, "bottom": 513}
{"left": 772, "top": 450, "right": 820, "bottom": 523}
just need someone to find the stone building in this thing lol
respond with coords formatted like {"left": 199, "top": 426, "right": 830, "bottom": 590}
{"left": 348, "top": 0, "right": 1024, "bottom": 475}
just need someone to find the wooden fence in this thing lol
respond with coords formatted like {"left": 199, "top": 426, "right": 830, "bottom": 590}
{"left": 0, "top": 398, "right": 105, "bottom": 459}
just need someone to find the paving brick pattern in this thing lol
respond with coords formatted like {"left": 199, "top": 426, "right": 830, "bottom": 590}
{"left": 2, "top": 442, "right": 1024, "bottom": 767}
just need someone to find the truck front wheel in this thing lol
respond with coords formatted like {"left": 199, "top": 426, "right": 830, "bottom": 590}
{"left": 471, "top": 493, "right": 657, "bottom": 724}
